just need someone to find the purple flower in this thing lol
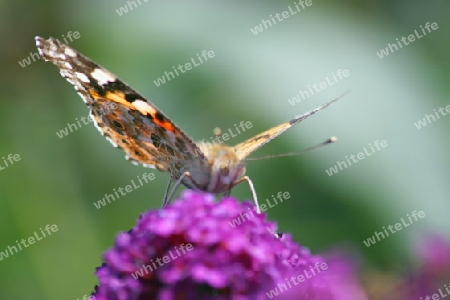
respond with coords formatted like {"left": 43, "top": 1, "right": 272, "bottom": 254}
{"left": 396, "top": 234, "right": 450, "bottom": 299}
{"left": 416, "top": 234, "right": 450, "bottom": 271}
{"left": 91, "top": 191, "right": 367, "bottom": 300}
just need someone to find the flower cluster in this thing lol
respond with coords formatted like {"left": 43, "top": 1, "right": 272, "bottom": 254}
{"left": 91, "top": 191, "right": 367, "bottom": 300}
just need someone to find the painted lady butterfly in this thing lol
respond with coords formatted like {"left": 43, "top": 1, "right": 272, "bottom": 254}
{"left": 36, "top": 36, "right": 342, "bottom": 211}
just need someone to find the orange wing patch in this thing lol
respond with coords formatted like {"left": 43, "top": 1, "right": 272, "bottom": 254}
{"left": 90, "top": 90, "right": 176, "bottom": 133}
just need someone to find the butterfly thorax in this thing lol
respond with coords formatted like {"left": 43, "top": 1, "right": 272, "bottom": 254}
{"left": 181, "top": 142, "right": 246, "bottom": 194}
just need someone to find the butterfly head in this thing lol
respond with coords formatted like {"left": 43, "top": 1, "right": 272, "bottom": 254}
{"left": 194, "top": 142, "right": 246, "bottom": 193}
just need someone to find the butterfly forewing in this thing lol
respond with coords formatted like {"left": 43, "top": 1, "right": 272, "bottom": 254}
{"left": 36, "top": 36, "right": 205, "bottom": 177}
{"left": 234, "top": 95, "right": 344, "bottom": 160}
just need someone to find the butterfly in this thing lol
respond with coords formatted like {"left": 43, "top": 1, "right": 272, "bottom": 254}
{"left": 36, "top": 36, "right": 343, "bottom": 211}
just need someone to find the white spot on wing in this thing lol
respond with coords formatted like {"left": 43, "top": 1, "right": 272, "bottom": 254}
{"left": 105, "top": 136, "right": 118, "bottom": 147}
{"left": 64, "top": 47, "right": 77, "bottom": 57}
{"left": 91, "top": 68, "right": 116, "bottom": 85}
{"left": 142, "top": 163, "right": 156, "bottom": 169}
{"left": 75, "top": 72, "right": 90, "bottom": 83}
{"left": 77, "top": 91, "right": 89, "bottom": 103}
{"left": 63, "top": 62, "right": 73, "bottom": 69}
{"left": 132, "top": 99, "right": 156, "bottom": 115}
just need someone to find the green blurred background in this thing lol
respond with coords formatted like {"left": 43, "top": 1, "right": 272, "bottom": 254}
{"left": 0, "top": 0, "right": 449, "bottom": 299}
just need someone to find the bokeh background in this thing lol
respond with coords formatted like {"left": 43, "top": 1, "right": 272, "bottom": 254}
{"left": 0, "top": 0, "right": 449, "bottom": 299}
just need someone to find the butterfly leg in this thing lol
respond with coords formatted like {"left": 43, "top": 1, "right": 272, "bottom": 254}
{"left": 232, "top": 176, "right": 261, "bottom": 214}
{"left": 161, "top": 171, "right": 191, "bottom": 209}
{"left": 232, "top": 177, "right": 281, "bottom": 237}
{"left": 160, "top": 177, "right": 174, "bottom": 209}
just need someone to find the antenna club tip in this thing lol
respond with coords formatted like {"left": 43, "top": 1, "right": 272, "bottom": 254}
{"left": 328, "top": 136, "right": 338, "bottom": 143}
{"left": 213, "top": 127, "right": 222, "bottom": 136}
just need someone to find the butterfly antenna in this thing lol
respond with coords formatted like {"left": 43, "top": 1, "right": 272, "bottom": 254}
{"left": 247, "top": 136, "right": 337, "bottom": 161}
{"left": 290, "top": 91, "right": 349, "bottom": 126}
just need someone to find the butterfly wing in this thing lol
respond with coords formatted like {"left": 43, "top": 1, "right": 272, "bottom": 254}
{"left": 36, "top": 36, "right": 205, "bottom": 176}
{"left": 233, "top": 96, "right": 343, "bottom": 160}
